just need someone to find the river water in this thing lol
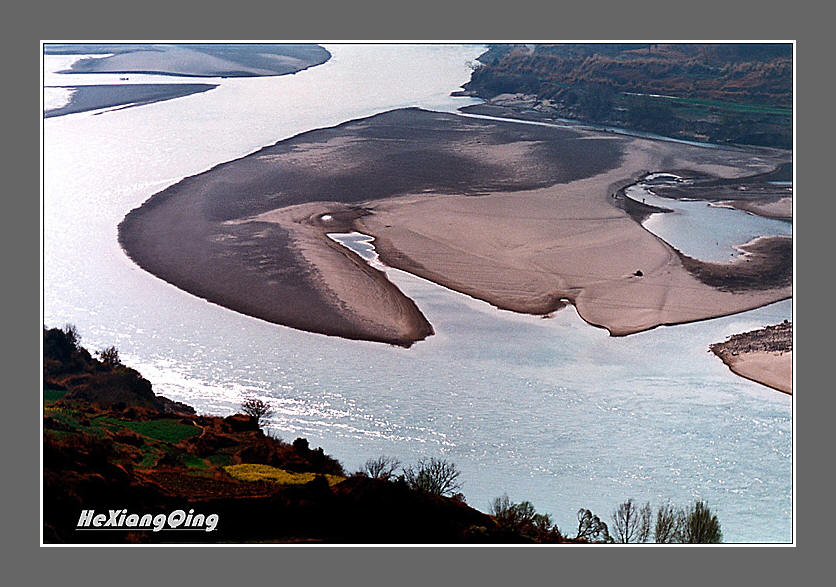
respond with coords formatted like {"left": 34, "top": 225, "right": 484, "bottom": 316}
{"left": 626, "top": 175, "right": 792, "bottom": 262}
{"left": 43, "top": 44, "right": 793, "bottom": 542}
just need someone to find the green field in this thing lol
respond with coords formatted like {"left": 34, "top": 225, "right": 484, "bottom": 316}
{"left": 43, "top": 388, "right": 68, "bottom": 403}
{"left": 98, "top": 417, "right": 200, "bottom": 443}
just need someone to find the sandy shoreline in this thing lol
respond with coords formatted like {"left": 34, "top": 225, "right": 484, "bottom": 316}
{"left": 119, "top": 108, "right": 792, "bottom": 345}
{"left": 710, "top": 322, "right": 792, "bottom": 394}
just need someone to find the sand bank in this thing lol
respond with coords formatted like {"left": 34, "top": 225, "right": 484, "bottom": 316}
{"left": 120, "top": 108, "right": 792, "bottom": 345}
{"left": 52, "top": 44, "right": 331, "bottom": 78}
{"left": 710, "top": 322, "right": 792, "bottom": 394}
{"left": 44, "top": 84, "right": 218, "bottom": 118}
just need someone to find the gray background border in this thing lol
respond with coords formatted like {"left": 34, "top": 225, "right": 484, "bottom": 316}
{"left": 11, "top": 0, "right": 824, "bottom": 581}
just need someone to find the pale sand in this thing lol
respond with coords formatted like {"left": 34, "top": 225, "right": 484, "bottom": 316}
{"left": 352, "top": 138, "right": 791, "bottom": 336}
{"left": 721, "top": 351, "right": 793, "bottom": 394}
{"left": 727, "top": 197, "right": 793, "bottom": 220}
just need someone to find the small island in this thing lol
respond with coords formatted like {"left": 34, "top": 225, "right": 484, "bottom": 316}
{"left": 710, "top": 322, "right": 792, "bottom": 394}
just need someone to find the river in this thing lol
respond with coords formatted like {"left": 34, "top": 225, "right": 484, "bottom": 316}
{"left": 43, "top": 44, "right": 792, "bottom": 542}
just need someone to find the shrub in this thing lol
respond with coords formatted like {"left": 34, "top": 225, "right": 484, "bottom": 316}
{"left": 490, "top": 494, "right": 562, "bottom": 541}
{"left": 97, "top": 346, "right": 121, "bottom": 367}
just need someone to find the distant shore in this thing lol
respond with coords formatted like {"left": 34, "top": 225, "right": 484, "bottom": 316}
{"left": 119, "top": 107, "right": 792, "bottom": 345}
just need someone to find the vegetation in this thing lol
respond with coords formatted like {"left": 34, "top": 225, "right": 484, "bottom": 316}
{"left": 224, "top": 464, "right": 345, "bottom": 487}
{"left": 97, "top": 417, "right": 200, "bottom": 443}
{"left": 489, "top": 494, "right": 563, "bottom": 542}
{"left": 463, "top": 43, "right": 792, "bottom": 148}
{"left": 681, "top": 501, "right": 723, "bottom": 543}
{"left": 607, "top": 499, "right": 723, "bottom": 543}
{"left": 402, "top": 457, "right": 462, "bottom": 497}
{"left": 611, "top": 499, "right": 652, "bottom": 543}
{"left": 97, "top": 346, "right": 121, "bottom": 367}
{"left": 240, "top": 398, "right": 273, "bottom": 428}
{"left": 575, "top": 508, "right": 612, "bottom": 543}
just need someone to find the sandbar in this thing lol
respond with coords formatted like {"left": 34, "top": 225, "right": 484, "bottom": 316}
{"left": 119, "top": 108, "right": 792, "bottom": 345}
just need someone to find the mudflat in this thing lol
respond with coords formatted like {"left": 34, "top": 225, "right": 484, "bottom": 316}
{"left": 119, "top": 108, "right": 792, "bottom": 345}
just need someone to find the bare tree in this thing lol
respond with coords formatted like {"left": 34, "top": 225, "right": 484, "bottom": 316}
{"left": 240, "top": 398, "right": 274, "bottom": 428}
{"left": 637, "top": 501, "right": 652, "bottom": 543}
{"left": 97, "top": 346, "right": 121, "bottom": 367}
{"left": 654, "top": 502, "right": 684, "bottom": 543}
{"left": 612, "top": 498, "right": 652, "bottom": 543}
{"left": 403, "top": 457, "right": 461, "bottom": 496}
{"left": 361, "top": 455, "right": 401, "bottom": 480}
{"left": 576, "top": 508, "right": 611, "bottom": 543}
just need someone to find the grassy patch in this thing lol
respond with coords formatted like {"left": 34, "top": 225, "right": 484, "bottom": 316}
{"left": 44, "top": 389, "right": 68, "bottom": 403}
{"left": 99, "top": 418, "right": 199, "bottom": 443}
{"left": 224, "top": 464, "right": 344, "bottom": 487}
{"left": 207, "top": 453, "right": 233, "bottom": 467}
{"left": 183, "top": 454, "right": 209, "bottom": 470}
{"left": 44, "top": 406, "right": 83, "bottom": 429}
{"left": 135, "top": 446, "right": 162, "bottom": 469}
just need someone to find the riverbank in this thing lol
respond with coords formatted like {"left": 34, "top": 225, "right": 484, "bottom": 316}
{"left": 710, "top": 322, "right": 793, "bottom": 394}
{"left": 119, "top": 107, "right": 792, "bottom": 345}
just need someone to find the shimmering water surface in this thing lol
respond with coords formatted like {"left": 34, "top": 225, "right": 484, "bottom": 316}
{"left": 628, "top": 175, "right": 792, "bottom": 262}
{"left": 43, "top": 44, "right": 793, "bottom": 542}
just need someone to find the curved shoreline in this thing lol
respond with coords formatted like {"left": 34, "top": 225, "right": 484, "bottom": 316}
{"left": 119, "top": 107, "right": 792, "bottom": 345}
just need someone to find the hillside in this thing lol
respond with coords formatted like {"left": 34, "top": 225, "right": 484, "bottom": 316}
{"left": 460, "top": 43, "right": 792, "bottom": 148}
